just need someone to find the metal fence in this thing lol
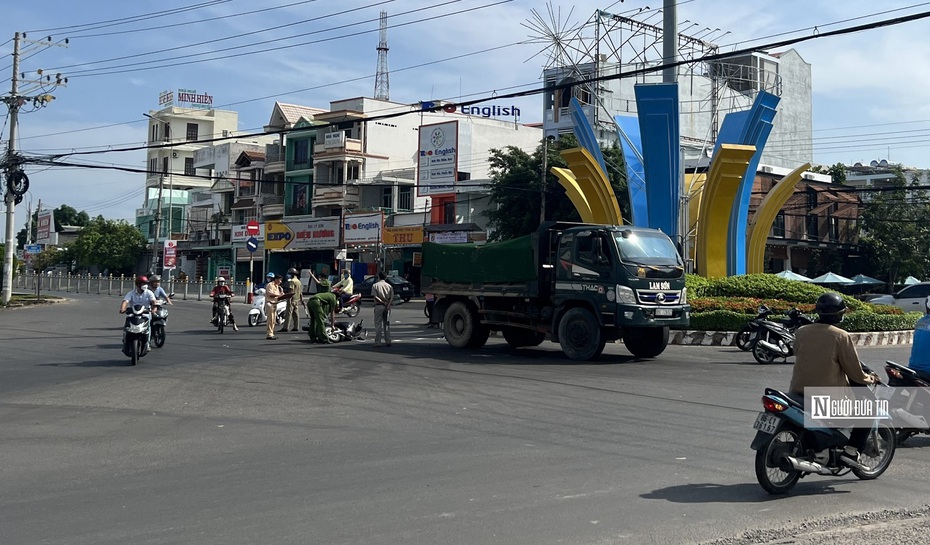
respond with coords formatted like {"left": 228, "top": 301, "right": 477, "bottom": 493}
{"left": 13, "top": 273, "right": 250, "bottom": 302}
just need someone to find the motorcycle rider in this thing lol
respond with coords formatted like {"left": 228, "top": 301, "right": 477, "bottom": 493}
{"left": 908, "top": 296, "right": 930, "bottom": 381}
{"left": 279, "top": 268, "right": 304, "bottom": 333}
{"left": 331, "top": 269, "right": 354, "bottom": 309}
{"left": 209, "top": 276, "right": 239, "bottom": 331}
{"left": 790, "top": 292, "right": 878, "bottom": 468}
{"left": 149, "top": 275, "right": 172, "bottom": 305}
{"left": 119, "top": 275, "right": 157, "bottom": 351}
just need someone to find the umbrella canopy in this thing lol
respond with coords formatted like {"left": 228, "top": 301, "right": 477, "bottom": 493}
{"left": 774, "top": 270, "right": 812, "bottom": 282}
{"left": 809, "top": 272, "right": 854, "bottom": 285}
{"left": 904, "top": 276, "right": 922, "bottom": 285}
{"left": 850, "top": 274, "right": 883, "bottom": 285}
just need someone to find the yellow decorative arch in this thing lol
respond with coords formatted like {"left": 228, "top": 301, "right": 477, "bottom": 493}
{"left": 746, "top": 162, "right": 812, "bottom": 273}
{"left": 551, "top": 167, "right": 596, "bottom": 223}
{"left": 695, "top": 144, "right": 756, "bottom": 277}
{"left": 685, "top": 172, "right": 706, "bottom": 261}
{"left": 558, "top": 147, "right": 624, "bottom": 225}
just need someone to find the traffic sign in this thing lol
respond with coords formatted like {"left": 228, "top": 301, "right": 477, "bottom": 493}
{"left": 246, "top": 220, "right": 260, "bottom": 236}
{"left": 246, "top": 237, "right": 259, "bottom": 253}
{"left": 25, "top": 244, "right": 42, "bottom": 254}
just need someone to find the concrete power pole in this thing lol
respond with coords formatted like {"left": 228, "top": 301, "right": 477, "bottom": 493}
{"left": 2, "top": 33, "right": 22, "bottom": 305}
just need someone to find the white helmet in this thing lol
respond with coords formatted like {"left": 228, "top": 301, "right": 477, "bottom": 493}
{"left": 216, "top": 276, "right": 226, "bottom": 284}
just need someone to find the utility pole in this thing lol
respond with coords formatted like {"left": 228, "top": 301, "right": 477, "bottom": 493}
{"left": 24, "top": 199, "right": 33, "bottom": 245}
{"left": 2, "top": 33, "right": 67, "bottom": 304}
{"left": 152, "top": 175, "right": 164, "bottom": 274}
{"left": 2, "top": 33, "right": 22, "bottom": 305}
{"left": 540, "top": 136, "right": 552, "bottom": 224}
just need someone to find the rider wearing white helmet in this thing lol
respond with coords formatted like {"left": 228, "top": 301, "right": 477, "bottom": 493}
{"left": 209, "top": 276, "right": 238, "bottom": 331}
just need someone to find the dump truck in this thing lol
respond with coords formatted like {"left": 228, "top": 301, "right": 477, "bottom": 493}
{"left": 421, "top": 221, "right": 690, "bottom": 360}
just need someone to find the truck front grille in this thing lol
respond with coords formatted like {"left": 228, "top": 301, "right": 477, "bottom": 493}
{"left": 637, "top": 290, "right": 681, "bottom": 305}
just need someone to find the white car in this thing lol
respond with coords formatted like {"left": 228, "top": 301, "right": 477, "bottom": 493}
{"left": 869, "top": 282, "right": 930, "bottom": 312}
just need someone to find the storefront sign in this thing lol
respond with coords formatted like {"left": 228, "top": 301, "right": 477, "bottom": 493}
{"left": 158, "top": 88, "right": 214, "bottom": 110}
{"left": 418, "top": 121, "right": 458, "bottom": 197}
{"left": 232, "top": 223, "right": 264, "bottom": 242}
{"left": 430, "top": 232, "right": 469, "bottom": 244}
{"left": 383, "top": 226, "right": 424, "bottom": 246}
{"left": 36, "top": 209, "right": 54, "bottom": 243}
{"left": 324, "top": 131, "right": 345, "bottom": 149}
{"left": 265, "top": 218, "right": 340, "bottom": 250}
{"left": 344, "top": 212, "right": 383, "bottom": 244}
{"left": 163, "top": 240, "right": 177, "bottom": 269}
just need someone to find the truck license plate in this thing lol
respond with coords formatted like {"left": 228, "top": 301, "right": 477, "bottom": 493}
{"left": 655, "top": 308, "right": 673, "bottom": 317}
{"left": 753, "top": 412, "right": 780, "bottom": 434}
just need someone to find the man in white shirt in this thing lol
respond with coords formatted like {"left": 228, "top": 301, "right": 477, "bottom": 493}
{"left": 371, "top": 272, "right": 394, "bottom": 348}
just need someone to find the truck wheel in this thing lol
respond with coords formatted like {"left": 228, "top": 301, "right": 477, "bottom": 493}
{"left": 623, "top": 327, "right": 669, "bottom": 358}
{"left": 444, "top": 302, "right": 479, "bottom": 348}
{"left": 502, "top": 327, "right": 545, "bottom": 348}
{"left": 467, "top": 325, "right": 491, "bottom": 348}
{"left": 558, "top": 308, "right": 602, "bottom": 361}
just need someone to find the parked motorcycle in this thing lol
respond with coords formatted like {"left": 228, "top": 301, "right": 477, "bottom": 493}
{"left": 122, "top": 304, "right": 151, "bottom": 365}
{"left": 751, "top": 370, "right": 896, "bottom": 494}
{"left": 751, "top": 309, "right": 813, "bottom": 364}
{"left": 213, "top": 293, "right": 232, "bottom": 334}
{"left": 884, "top": 360, "right": 930, "bottom": 443}
{"left": 325, "top": 319, "right": 368, "bottom": 343}
{"left": 332, "top": 286, "right": 361, "bottom": 318}
{"left": 150, "top": 300, "right": 168, "bottom": 348}
{"left": 247, "top": 288, "right": 287, "bottom": 327}
{"left": 736, "top": 306, "right": 812, "bottom": 352}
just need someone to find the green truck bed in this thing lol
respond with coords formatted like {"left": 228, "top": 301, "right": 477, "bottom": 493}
{"left": 421, "top": 235, "right": 539, "bottom": 284}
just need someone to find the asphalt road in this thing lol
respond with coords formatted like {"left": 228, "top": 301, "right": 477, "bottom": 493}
{"left": 1, "top": 293, "right": 927, "bottom": 545}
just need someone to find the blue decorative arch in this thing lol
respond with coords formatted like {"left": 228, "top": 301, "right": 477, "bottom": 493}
{"left": 635, "top": 83, "right": 680, "bottom": 239}
{"left": 614, "top": 114, "right": 648, "bottom": 227}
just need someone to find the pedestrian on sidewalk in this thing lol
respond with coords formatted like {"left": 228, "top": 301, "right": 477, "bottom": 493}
{"left": 372, "top": 272, "right": 394, "bottom": 348}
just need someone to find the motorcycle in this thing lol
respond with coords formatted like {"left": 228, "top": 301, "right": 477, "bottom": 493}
{"left": 325, "top": 319, "right": 368, "bottom": 343}
{"left": 736, "top": 306, "right": 812, "bottom": 352}
{"left": 751, "top": 370, "right": 896, "bottom": 494}
{"left": 122, "top": 304, "right": 151, "bottom": 365}
{"left": 751, "top": 309, "right": 813, "bottom": 364}
{"left": 150, "top": 299, "right": 168, "bottom": 348}
{"left": 884, "top": 360, "right": 930, "bottom": 443}
{"left": 332, "top": 286, "right": 361, "bottom": 318}
{"left": 213, "top": 294, "right": 232, "bottom": 334}
{"left": 247, "top": 288, "right": 287, "bottom": 327}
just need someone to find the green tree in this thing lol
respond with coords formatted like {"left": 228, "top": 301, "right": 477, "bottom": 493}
{"left": 859, "top": 166, "right": 930, "bottom": 284}
{"left": 483, "top": 135, "right": 630, "bottom": 241}
{"left": 16, "top": 204, "right": 91, "bottom": 248}
{"left": 71, "top": 218, "right": 148, "bottom": 274}
{"left": 810, "top": 163, "right": 848, "bottom": 185}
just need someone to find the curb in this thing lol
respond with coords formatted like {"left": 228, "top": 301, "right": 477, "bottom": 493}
{"left": 670, "top": 330, "right": 914, "bottom": 347}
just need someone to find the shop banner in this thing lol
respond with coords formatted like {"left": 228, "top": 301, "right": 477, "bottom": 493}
{"left": 344, "top": 212, "right": 383, "bottom": 244}
{"left": 232, "top": 223, "right": 264, "bottom": 242}
{"left": 383, "top": 226, "right": 424, "bottom": 246}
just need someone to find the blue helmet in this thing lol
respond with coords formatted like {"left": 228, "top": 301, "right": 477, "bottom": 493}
{"left": 266, "top": 272, "right": 275, "bottom": 279}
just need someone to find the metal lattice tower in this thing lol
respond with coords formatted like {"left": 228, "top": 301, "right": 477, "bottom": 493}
{"left": 374, "top": 11, "right": 390, "bottom": 100}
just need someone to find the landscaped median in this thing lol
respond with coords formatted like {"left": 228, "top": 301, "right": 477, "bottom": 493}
{"left": 670, "top": 273, "right": 920, "bottom": 346}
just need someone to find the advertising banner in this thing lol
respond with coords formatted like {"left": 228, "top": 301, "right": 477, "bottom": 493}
{"left": 383, "top": 226, "right": 424, "bottom": 246}
{"left": 430, "top": 232, "right": 469, "bottom": 244}
{"left": 417, "top": 121, "right": 458, "bottom": 197}
{"left": 343, "top": 212, "right": 383, "bottom": 244}
{"left": 265, "top": 218, "right": 340, "bottom": 251}
{"left": 36, "top": 209, "right": 55, "bottom": 243}
{"left": 232, "top": 223, "right": 264, "bottom": 242}
{"left": 163, "top": 240, "right": 178, "bottom": 269}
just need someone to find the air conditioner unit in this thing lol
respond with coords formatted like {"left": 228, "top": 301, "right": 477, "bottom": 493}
{"left": 172, "top": 152, "right": 178, "bottom": 158}
{"left": 222, "top": 130, "right": 229, "bottom": 137}
{"left": 760, "top": 166, "right": 774, "bottom": 173}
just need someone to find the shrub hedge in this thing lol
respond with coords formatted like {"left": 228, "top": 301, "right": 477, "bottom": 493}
{"left": 682, "top": 273, "right": 918, "bottom": 332}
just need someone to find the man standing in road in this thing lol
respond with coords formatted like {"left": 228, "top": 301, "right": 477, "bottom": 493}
{"left": 372, "top": 272, "right": 394, "bottom": 348}
{"left": 280, "top": 267, "right": 304, "bottom": 333}
{"left": 264, "top": 273, "right": 286, "bottom": 340}
{"left": 306, "top": 291, "right": 339, "bottom": 343}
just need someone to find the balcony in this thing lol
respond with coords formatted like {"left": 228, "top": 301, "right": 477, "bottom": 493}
{"left": 312, "top": 185, "right": 360, "bottom": 209}
{"left": 313, "top": 137, "right": 363, "bottom": 156}
{"left": 265, "top": 143, "right": 285, "bottom": 175}
{"left": 260, "top": 194, "right": 285, "bottom": 218}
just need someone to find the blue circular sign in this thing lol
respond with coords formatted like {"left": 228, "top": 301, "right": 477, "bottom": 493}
{"left": 246, "top": 237, "right": 259, "bottom": 253}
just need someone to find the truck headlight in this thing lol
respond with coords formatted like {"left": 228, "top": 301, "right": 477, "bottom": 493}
{"left": 616, "top": 285, "right": 636, "bottom": 304}
{"left": 680, "top": 287, "right": 687, "bottom": 305}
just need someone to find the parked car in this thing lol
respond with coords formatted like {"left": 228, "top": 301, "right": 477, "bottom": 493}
{"left": 356, "top": 275, "right": 416, "bottom": 302}
{"left": 869, "top": 282, "right": 930, "bottom": 312}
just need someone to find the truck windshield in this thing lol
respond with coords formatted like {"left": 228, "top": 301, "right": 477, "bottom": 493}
{"left": 614, "top": 231, "right": 682, "bottom": 266}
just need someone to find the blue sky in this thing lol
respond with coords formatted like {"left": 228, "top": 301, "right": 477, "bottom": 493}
{"left": 2, "top": 0, "right": 930, "bottom": 239}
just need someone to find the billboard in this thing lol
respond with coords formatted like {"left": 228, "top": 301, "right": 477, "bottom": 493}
{"left": 264, "top": 218, "right": 340, "bottom": 251}
{"left": 36, "top": 209, "right": 55, "bottom": 243}
{"left": 417, "top": 121, "right": 458, "bottom": 197}
{"left": 163, "top": 240, "right": 178, "bottom": 269}
{"left": 343, "top": 212, "right": 383, "bottom": 244}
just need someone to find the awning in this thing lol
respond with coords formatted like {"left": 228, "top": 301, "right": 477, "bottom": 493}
{"left": 231, "top": 198, "right": 256, "bottom": 209}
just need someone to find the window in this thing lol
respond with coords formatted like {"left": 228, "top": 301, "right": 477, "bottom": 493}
{"left": 398, "top": 186, "right": 412, "bottom": 211}
{"left": 443, "top": 201, "right": 455, "bottom": 224}
{"left": 184, "top": 157, "right": 195, "bottom": 176}
{"left": 150, "top": 124, "right": 158, "bottom": 143}
{"left": 293, "top": 139, "right": 309, "bottom": 165}
{"left": 574, "top": 231, "right": 611, "bottom": 275}
{"left": 162, "top": 156, "right": 169, "bottom": 175}
{"left": 382, "top": 187, "right": 392, "bottom": 210}
{"left": 557, "top": 232, "right": 574, "bottom": 280}
{"left": 806, "top": 215, "right": 819, "bottom": 239}
{"left": 829, "top": 216, "right": 839, "bottom": 242}
{"left": 186, "top": 123, "right": 198, "bottom": 141}
{"left": 149, "top": 158, "right": 157, "bottom": 175}
{"left": 772, "top": 212, "right": 785, "bottom": 238}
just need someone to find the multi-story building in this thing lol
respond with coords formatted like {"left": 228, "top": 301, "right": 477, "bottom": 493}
{"left": 136, "top": 102, "right": 238, "bottom": 276}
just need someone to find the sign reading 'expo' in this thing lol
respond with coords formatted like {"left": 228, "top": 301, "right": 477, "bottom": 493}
{"left": 264, "top": 218, "right": 340, "bottom": 250}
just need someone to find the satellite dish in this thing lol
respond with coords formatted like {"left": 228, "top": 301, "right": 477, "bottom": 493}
{"left": 854, "top": 162, "right": 862, "bottom": 167}
{"left": 869, "top": 160, "right": 879, "bottom": 167}
{"left": 879, "top": 159, "right": 888, "bottom": 166}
